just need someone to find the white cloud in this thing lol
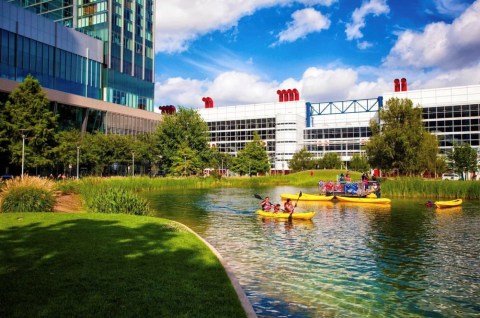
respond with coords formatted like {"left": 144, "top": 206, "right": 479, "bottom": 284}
{"left": 155, "top": 72, "right": 278, "bottom": 108}
{"left": 434, "top": 0, "right": 471, "bottom": 16}
{"left": 300, "top": 67, "right": 358, "bottom": 101}
{"left": 274, "top": 8, "right": 331, "bottom": 45}
{"left": 421, "top": 63, "right": 480, "bottom": 88}
{"left": 384, "top": 0, "right": 480, "bottom": 70}
{"left": 154, "top": 77, "right": 208, "bottom": 109}
{"left": 155, "top": 62, "right": 480, "bottom": 110}
{"left": 298, "top": 0, "right": 337, "bottom": 6}
{"left": 357, "top": 41, "right": 373, "bottom": 49}
{"left": 345, "top": 0, "right": 390, "bottom": 40}
{"left": 155, "top": 0, "right": 338, "bottom": 54}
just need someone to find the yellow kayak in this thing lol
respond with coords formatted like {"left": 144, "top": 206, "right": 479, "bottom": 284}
{"left": 435, "top": 199, "right": 462, "bottom": 209}
{"left": 255, "top": 210, "right": 316, "bottom": 220}
{"left": 336, "top": 196, "right": 391, "bottom": 204}
{"left": 280, "top": 193, "right": 334, "bottom": 201}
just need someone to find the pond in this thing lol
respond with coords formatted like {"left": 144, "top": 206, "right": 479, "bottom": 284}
{"left": 144, "top": 186, "right": 480, "bottom": 317}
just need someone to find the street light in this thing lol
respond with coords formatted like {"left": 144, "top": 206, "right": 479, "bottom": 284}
{"left": 132, "top": 151, "right": 135, "bottom": 177}
{"left": 19, "top": 129, "right": 28, "bottom": 179}
{"left": 76, "top": 145, "right": 80, "bottom": 179}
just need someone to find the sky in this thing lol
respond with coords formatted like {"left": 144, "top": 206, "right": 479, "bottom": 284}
{"left": 153, "top": 0, "right": 480, "bottom": 110}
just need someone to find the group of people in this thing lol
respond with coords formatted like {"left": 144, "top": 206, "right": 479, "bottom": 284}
{"left": 260, "top": 197, "right": 295, "bottom": 213}
{"left": 318, "top": 171, "right": 382, "bottom": 198}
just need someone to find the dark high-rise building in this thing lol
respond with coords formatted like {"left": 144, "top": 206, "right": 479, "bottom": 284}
{"left": 6, "top": 0, "right": 155, "bottom": 111}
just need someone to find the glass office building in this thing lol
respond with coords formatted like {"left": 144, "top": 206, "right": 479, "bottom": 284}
{"left": 199, "top": 85, "right": 480, "bottom": 173}
{"left": 0, "top": 1, "right": 161, "bottom": 135}
{"left": 7, "top": 0, "right": 155, "bottom": 111}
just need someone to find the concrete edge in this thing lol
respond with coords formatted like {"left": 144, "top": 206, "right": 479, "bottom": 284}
{"left": 171, "top": 220, "right": 257, "bottom": 318}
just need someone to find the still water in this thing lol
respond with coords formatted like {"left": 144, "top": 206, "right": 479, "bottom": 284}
{"left": 144, "top": 186, "right": 480, "bottom": 317}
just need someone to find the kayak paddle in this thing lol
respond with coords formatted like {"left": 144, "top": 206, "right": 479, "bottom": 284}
{"left": 254, "top": 194, "right": 263, "bottom": 200}
{"left": 289, "top": 191, "right": 302, "bottom": 221}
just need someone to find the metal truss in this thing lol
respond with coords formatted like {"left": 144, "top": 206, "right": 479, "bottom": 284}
{"left": 306, "top": 97, "right": 383, "bottom": 127}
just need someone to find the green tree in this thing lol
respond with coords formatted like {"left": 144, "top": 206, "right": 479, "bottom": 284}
{"left": 52, "top": 129, "right": 82, "bottom": 176}
{"left": 0, "top": 100, "right": 10, "bottom": 170}
{"left": 349, "top": 154, "right": 370, "bottom": 172}
{"left": 447, "top": 143, "right": 477, "bottom": 177}
{"left": 289, "top": 148, "right": 314, "bottom": 172}
{"left": 3, "top": 75, "right": 58, "bottom": 171}
{"left": 154, "top": 108, "right": 209, "bottom": 175}
{"left": 365, "top": 98, "right": 438, "bottom": 175}
{"left": 170, "top": 142, "right": 202, "bottom": 176}
{"left": 207, "top": 147, "right": 232, "bottom": 178}
{"left": 231, "top": 132, "right": 270, "bottom": 176}
{"left": 319, "top": 152, "right": 342, "bottom": 169}
{"left": 435, "top": 156, "right": 448, "bottom": 178}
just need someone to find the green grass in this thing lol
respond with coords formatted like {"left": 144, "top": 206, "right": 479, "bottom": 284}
{"left": 381, "top": 177, "right": 480, "bottom": 199}
{"left": 0, "top": 213, "right": 246, "bottom": 318}
{"left": 56, "top": 170, "right": 480, "bottom": 200}
{"left": 57, "top": 169, "right": 357, "bottom": 193}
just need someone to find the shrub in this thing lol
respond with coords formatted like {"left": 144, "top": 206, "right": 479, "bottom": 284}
{"left": 0, "top": 176, "right": 56, "bottom": 212}
{"left": 83, "top": 187, "right": 150, "bottom": 216}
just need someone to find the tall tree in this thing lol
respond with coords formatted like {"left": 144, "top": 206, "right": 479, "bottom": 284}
{"left": 319, "top": 152, "right": 342, "bottom": 169}
{"left": 3, "top": 75, "right": 58, "bottom": 171}
{"left": 289, "top": 148, "right": 314, "bottom": 172}
{"left": 154, "top": 107, "right": 209, "bottom": 175}
{"left": 365, "top": 98, "right": 438, "bottom": 175}
{"left": 447, "top": 143, "right": 477, "bottom": 177}
{"left": 52, "top": 129, "right": 82, "bottom": 176}
{"left": 231, "top": 132, "right": 270, "bottom": 176}
{"left": 349, "top": 153, "right": 370, "bottom": 172}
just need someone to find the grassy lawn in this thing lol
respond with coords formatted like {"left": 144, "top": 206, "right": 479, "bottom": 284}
{"left": 0, "top": 213, "right": 246, "bottom": 318}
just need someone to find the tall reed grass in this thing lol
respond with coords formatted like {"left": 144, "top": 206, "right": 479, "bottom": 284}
{"left": 59, "top": 171, "right": 480, "bottom": 202}
{"left": 0, "top": 176, "right": 56, "bottom": 212}
{"left": 382, "top": 177, "right": 480, "bottom": 199}
{"left": 78, "top": 181, "right": 150, "bottom": 215}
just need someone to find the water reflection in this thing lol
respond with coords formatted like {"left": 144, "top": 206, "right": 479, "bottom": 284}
{"left": 143, "top": 187, "right": 480, "bottom": 317}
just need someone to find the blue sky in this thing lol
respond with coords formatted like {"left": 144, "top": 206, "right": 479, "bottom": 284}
{"left": 154, "top": 0, "right": 480, "bottom": 109}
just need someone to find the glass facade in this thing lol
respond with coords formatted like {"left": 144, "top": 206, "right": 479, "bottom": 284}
{"left": 77, "top": 0, "right": 154, "bottom": 111}
{"left": 8, "top": 0, "right": 74, "bottom": 27}
{"left": 422, "top": 104, "right": 480, "bottom": 152}
{"left": 304, "top": 127, "right": 372, "bottom": 157}
{"left": 54, "top": 102, "right": 106, "bottom": 132}
{"left": 7, "top": 0, "right": 155, "bottom": 112}
{"left": 207, "top": 118, "right": 277, "bottom": 154}
{"left": 0, "top": 29, "right": 102, "bottom": 99}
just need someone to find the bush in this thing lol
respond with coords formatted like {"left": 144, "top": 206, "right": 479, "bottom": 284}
{"left": 0, "top": 176, "right": 56, "bottom": 212}
{"left": 83, "top": 187, "right": 150, "bottom": 216}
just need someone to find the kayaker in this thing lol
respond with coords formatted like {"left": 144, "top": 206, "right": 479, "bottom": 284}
{"left": 375, "top": 182, "right": 381, "bottom": 198}
{"left": 284, "top": 198, "right": 294, "bottom": 213}
{"left": 261, "top": 197, "right": 273, "bottom": 211}
{"left": 273, "top": 204, "right": 281, "bottom": 213}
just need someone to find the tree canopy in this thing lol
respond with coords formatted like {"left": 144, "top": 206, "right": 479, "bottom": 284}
{"left": 349, "top": 153, "right": 370, "bottom": 172}
{"left": 2, "top": 75, "right": 59, "bottom": 170}
{"left": 289, "top": 148, "right": 314, "bottom": 172}
{"left": 154, "top": 107, "right": 210, "bottom": 176}
{"left": 231, "top": 132, "right": 270, "bottom": 176}
{"left": 447, "top": 143, "right": 478, "bottom": 176}
{"left": 365, "top": 98, "right": 438, "bottom": 175}
{"left": 318, "top": 152, "right": 342, "bottom": 169}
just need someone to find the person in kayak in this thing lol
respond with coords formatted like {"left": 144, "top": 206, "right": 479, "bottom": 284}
{"left": 273, "top": 204, "right": 281, "bottom": 213}
{"left": 261, "top": 197, "right": 273, "bottom": 211}
{"left": 284, "top": 198, "right": 294, "bottom": 213}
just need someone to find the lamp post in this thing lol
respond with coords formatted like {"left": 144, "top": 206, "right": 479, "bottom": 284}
{"left": 19, "top": 129, "right": 28, "bottom": 179}
{"left": 76, "top": 145, "right": 80, "bottom": 179}
{"left": 132, "top": 151, "right": 135, "bottom": 177}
